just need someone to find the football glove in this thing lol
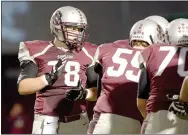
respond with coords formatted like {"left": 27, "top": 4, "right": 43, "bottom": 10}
{"left": 45, "top": 56, "right": 67, "bottom": 86}
{"left": 65, "top": 80, "right": 87, "bottom": 101}
{"left": 166, "top": 94, "right": 188, "bottom": 115}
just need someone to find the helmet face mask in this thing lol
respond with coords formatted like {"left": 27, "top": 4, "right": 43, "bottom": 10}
{"left": 59, "top": 24, "right": 87, "bottom": 48}
{"left": 50, "top": 6, "right": 88, "bottom": 50}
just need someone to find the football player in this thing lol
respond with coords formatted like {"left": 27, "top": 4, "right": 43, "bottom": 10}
{"left": 17, "top": 6, "right": 98, "bottom": 134}
{"left": 65, "top": 19, "right": 165, "bottom": 134}
{"left": 167, "top": 19, "right": 188, "bottom": 116}
{"left": 137, "top": 18, "right": 188, "bottom": 134}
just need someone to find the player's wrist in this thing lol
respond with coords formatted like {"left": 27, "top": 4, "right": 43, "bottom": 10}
{"left": 178, "top": 99, "right": 188, "bottom": 107}
{"left": 41, "top": 73, "right": 56, "bottom": 86}
{"left": 78, "top": 88, "right": 87, "bottom": 100}
{"left": 45, "top": 72, "right": 58, "bottom": 86}
{"left": 40, "top": 74, "right": 49, "bottom": 86}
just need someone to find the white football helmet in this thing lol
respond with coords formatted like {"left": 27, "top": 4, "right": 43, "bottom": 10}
{"left": 145, "top": 15, "right": 169, "bottom": 43}
{"left": 145, "top": 15, "right": 169, "bottom": 33}
{"left": 50, "top": 6, "right": 88, "bottom": 49}
{"left": 167, "top": 18, "right": 188, "bottom": 45}
{"left": 129, "top": 20, "right": 143, "bottom": 38}
{"left": 130, "top": 19, "right": 165, "bottom": 46}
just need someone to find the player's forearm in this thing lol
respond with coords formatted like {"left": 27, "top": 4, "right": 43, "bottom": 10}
{"left": 18, "top": 75, "right": 48, "bottom": 95}
{"left": 180, "top": 76, "right": 188, "bottom": 102}
{"left": 137, "top": 98, "right": 147, "bottom": 119}
{"left": 85, "top": 87, "right": 97, "bottom": 101}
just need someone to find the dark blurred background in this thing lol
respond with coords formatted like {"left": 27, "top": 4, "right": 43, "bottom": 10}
{"left": 2, "top": 1, "right": 188, "bottom": 133}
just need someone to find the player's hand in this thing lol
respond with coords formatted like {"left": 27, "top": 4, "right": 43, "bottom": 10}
{"left": 45, "top": 56, "right": 67, "bottom": 86}
{"left": 166, "top": 94, "right": 188, "bottom": 115}
{"left": 65, "top": 80, "right": 87, "bottom": 101}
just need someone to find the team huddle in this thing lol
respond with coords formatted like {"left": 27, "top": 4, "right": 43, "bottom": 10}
{"left": 17, "top": 6, "right": 188, "bottom": 134}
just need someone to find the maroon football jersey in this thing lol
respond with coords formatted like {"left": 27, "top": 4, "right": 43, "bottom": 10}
{"left": 93, "top": 40, "right": 143, "bottom": 122}
{"left": 140, "top": 44, "right": 188, "bottom": 113}
{"left": 18, "top": 40, "right": 97, "bottom": 118}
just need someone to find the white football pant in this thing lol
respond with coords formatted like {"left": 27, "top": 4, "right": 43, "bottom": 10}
{"left": 32, "top": 112, "right": 89, "bottom": 134}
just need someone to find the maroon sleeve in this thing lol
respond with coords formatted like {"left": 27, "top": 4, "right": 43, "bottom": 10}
{"left": 24, "top": 40, "right": 52, "bottom": 56}
{"left": 114, "top": 39, "right": 130, "bottom": 47}
{"left": 84, "top": 42, "right": 98, "bottom": 57}
{"left": 139, "top": 46, "right": 153, "bottom": 69}
{"left": 18, "top": 42, "right": 36, "bottom": 64}
{"left": 93, "top": 45, "right": 101, "bottom": 65}
{"left": 18, "top": 40, "right": 51, "bottom": 64}
{"left": 82, "top": 42, "right": 98, "bottom": 66}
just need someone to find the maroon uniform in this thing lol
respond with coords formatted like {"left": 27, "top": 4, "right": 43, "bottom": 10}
{"left": 93, "top": 40, "right": 143, "bottom": 122}
{"left": 140, "top": 44, "right": 188, "bottom": 113}
{"left": 18, "top": 40, "right": 97, "bottom": 119}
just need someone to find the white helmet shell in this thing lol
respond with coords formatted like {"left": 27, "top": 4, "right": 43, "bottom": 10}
{"left": 145, "top": 15, "right": 169, "bottom": 43}
{"left": 145, "top": 15, "right": 169, "bottom": 33}
{"left": 129, "top": 20, "right": 143, "bottom": 38}
{"left": 167, "top": 18, "right": 188, "bottom": 45}
{"left": 130, "top": 19, "right": 165, "bottom": 45}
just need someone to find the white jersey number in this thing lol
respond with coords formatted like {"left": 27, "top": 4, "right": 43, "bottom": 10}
{"left": 107, "top": 48, "right": 141, "bottom": 82}
{"left": 155, "top": 46, "right": 188, "bottom": 77}
{"left": 64, "top": 61, "right": 80, "bottom": 86}
{"left": 48, "top": 61, "right": 80, "bottom": 86}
